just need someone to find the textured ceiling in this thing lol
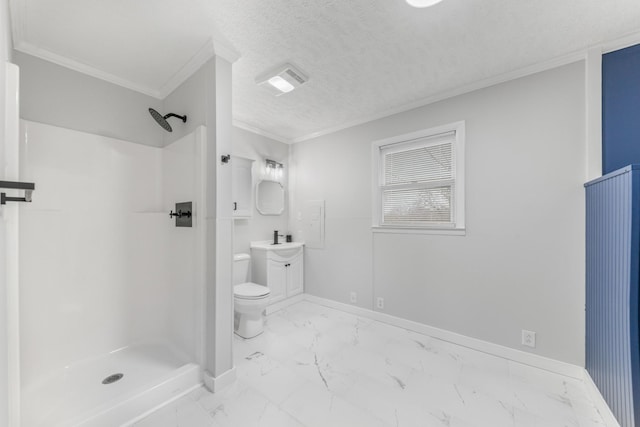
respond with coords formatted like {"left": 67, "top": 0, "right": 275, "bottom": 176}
{"left": 11, "top": 0, "right": 640, "bottom": 142}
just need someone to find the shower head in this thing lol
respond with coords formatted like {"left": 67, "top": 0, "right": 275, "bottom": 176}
{"left": 148, "top": 108, "right": 187, "bottom": 132}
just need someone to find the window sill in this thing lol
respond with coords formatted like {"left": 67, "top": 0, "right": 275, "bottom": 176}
{"left": 371, "top": 226, "right": 466, "bottom": 236}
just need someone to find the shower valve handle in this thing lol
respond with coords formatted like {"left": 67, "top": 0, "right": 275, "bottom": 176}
{"left": 170, "top": 209, "right": 192, "bottom": 219}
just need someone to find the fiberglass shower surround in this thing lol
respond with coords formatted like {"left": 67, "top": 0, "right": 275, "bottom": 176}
{"left": 17, "top": 121, "right": 206, "bottom": 426}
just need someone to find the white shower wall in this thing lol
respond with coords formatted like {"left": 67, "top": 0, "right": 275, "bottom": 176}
{"left": 161, "top": 126, "right": 205, "bottom": 364}
{"left": 18, "top": 121, "right": 204, "bottom": 392}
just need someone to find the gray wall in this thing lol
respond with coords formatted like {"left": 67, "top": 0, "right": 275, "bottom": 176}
{"left": 232, "top": 127, "right": 289, "bottom": 255}
{"left": 13, "top": 52, "right": 164, "bottom": 147}
{"left": 162, "top": 60, "right": 210, "bottom": 146}
{"left": 290, "top": 62, "right": 586, "bottom": 365}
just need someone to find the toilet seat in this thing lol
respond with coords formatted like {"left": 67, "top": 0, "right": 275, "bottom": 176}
{"left": 234, "top": 282, "right": 270, "bottom": 300}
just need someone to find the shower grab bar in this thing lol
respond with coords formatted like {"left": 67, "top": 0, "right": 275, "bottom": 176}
{"left": 0, "top": 180, "right": 35, "bottom": 205}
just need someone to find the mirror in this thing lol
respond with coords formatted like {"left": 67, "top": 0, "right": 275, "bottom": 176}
{"left": 256, "top": 180, "right": 285, "bottom": 215}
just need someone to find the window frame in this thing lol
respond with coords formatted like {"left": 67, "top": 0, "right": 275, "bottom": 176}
{"left": 371, "top": 121, "right": 466, "bottom": 235}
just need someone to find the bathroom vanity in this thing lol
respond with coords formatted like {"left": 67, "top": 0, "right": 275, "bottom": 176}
{"left": 250, "top": 241, "right": 304, "bottom": 304}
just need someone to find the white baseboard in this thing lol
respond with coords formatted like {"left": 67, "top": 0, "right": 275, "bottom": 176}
{"left": 203, "top": 367, "right": 237, "bottom": 393}
{"left": 583, "top": 371, "right": 621, "bottom": 427}
{"left": 266, "top": 293, "right": 306, "bottom": 315}
{"left": 303, "top": 294, "right": 585, "bottom": 379}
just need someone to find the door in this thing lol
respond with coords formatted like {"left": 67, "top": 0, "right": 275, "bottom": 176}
{"left": 232, "top": 157, "right": 253, "bottom": 218}
{"left": 286, "top": 253, "right": 304, "bottom": 296}
{"left": 267, "top": 259, "right": 286, "bottom": 304}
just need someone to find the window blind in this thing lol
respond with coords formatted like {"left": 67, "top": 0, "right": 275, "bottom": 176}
{"left": 382, "top": 186, "right": 452, "bottom": 223}
{"left": 384, "top": 141, "right": 453, "bottom": 185}
{"left": 380, "top": 133, "right": 456, "bottom": 226}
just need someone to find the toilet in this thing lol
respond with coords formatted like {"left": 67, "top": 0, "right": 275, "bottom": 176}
{"left": 233, "top": 253, "right": 271, "bottom": 338}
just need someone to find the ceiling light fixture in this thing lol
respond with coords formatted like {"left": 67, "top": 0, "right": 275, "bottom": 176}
{"left": 405, "top": 0, "right": 443, "bottom": 7}
{"left": 256, "top": 63, "right": 308, "bottom": 96}
{"left": 265, "top": 159, "right": 284, "bottom": 181}
{"left": 267, "top": 76, "right": 295, "bottom": 94}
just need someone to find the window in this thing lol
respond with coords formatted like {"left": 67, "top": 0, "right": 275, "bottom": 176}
{"left": 372, "top": 121, "right": 465, "bottom": 234}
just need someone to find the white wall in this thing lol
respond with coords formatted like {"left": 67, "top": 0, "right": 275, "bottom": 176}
{"left": 232, "top": 126, "right": 289, "bottom": 255}
{"left": 161, "top": 127, "right": 205, "bottom": 364}
{"left": 18, "top": 121, "right": 204, "bottom": 389}
{"left": 13, "top": 52, "right": 165, "bottom": 147}
{"left": 290, "top": 62, "right": 586, "bottom": 365}
{"left": 211, "top": 56, "right": 234, "bottom": 380}
{"left": 164, "top": 55, "right": 237, "bottom": 382}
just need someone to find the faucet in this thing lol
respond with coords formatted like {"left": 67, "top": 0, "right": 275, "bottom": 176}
{"left": 273, "top": 230, "right": 284, "bottom": 245}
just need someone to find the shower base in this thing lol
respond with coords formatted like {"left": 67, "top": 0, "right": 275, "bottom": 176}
{"left": 21, "top": 343, "right": 201, "bottom": 427}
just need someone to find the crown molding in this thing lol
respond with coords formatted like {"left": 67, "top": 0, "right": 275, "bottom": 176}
{"left": 10, "top": 0, "right": 240, "bottom": 102}
{"left": 13, "top": 37, "right": 242, "bottom": 101}
{"left": 211, "top": 34, "right": 241, "bottom": 64}
{"left": 289, "top": 31, "right": 640, "bottom": 144}
{"left": 14, "top": 41, "right": 163, "bottom": 98}
{"left": 9, "top": 0, "right": 25, "bottom": 49}
{"left": 291, "top": 49, "right": 587, "bottom": 143}
{"left": 233, "top": 119, "right": 291, "bottom": 144}
{"left": 9, "top": 3, "right": 640, "bottom": 144}
{"left": 158, "top": 36, "right": 241, "bottom": 98}
{"left": 158, "top": 39, "right": 215, "bottom": 98}
{"left": 601, "top": 29, "right": 640, "bottom": 54}
{"left": 232, "top": 49, "right": 588, "bottom": 145}
{"left": 172, "top": 28, "right": 640, "bottom": 143}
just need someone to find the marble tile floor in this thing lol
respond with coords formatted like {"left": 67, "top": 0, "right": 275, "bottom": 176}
{"left": 133, "top": 301, "right": 607, "bottom": 427}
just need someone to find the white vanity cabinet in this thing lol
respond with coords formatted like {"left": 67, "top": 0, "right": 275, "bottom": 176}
{"left": 250, "top": 242, "right": 304, "bottom": 305}
{"left": 232, "top": 157, "right": 254, "bottom": 218}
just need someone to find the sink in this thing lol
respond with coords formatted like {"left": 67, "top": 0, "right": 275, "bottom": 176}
{"left": 250, "top": 241, "right": 304, "bottom": 251}
{"left": 250, "top": 241, "right": 304, "bottom": 304}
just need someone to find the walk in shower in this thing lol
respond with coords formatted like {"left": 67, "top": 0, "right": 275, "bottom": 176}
{"left": 16, "top": 121, "right": 207, "bottom": 426}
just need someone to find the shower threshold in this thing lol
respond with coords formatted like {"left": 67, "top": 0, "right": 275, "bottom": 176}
{"left": 21, "top": 343, "right": 201, "bottom": 427}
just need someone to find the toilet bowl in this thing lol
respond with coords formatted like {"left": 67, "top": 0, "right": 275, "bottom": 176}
{"left": 233, "top": 254, "right": 270, "bottom": 338}
{"left": 234, "top": 283, "right": 271, "bottom": 338}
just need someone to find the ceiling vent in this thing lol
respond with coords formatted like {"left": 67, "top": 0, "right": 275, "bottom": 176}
{"left": 255, "top": 63, "right": 308, "bottom": 96}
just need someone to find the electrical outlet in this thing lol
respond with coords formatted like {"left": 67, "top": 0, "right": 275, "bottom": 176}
{"left": 350, "top": 292, "right": 357, "bottom": 303}
{"left": 522, "top": 330, "right": 536, "bottom": 348}
{"left": 376, "top": 297, "right": 384, "bottom": 309}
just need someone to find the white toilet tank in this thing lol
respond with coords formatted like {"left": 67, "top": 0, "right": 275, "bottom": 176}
{"left": 233, "top": 253, "right": 251, "bottom": 285}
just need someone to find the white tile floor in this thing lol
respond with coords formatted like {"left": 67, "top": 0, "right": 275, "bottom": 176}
{"left": 133, "top": 301, "right": 607, "bottom": 427}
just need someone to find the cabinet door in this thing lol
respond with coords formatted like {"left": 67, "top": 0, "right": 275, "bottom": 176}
{"left": 232, "top": 157, "right": 253, "bottom": 218}
{"left": 267, "top": 259, "right": 287, "bottom": 304}
{"left": 286, "top": 253, "right": 304, "bottom": 296}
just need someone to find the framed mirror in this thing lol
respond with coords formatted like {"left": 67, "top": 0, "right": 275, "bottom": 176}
{"left": 256, "top": 180, "right": 285, "bottom": 215}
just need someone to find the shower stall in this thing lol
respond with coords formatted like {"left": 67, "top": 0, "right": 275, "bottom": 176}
{"left": 16, "top": 121, "right": 208, "bottom": 426}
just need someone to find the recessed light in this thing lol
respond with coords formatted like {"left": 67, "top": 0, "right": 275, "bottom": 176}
{"left": 406, "top": 0, "right": 443, "bottom": 8}
{"left": 256, "top": 63, "right": 308, "bottom": 96}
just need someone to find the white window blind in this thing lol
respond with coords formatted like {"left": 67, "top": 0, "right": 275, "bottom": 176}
{"left": 379, "top": 131, "right": 458, "bottom": 227}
